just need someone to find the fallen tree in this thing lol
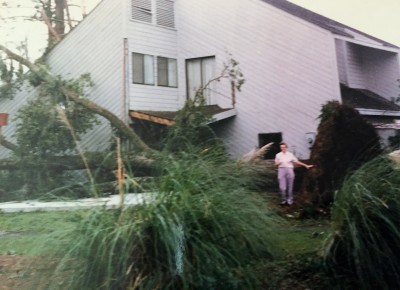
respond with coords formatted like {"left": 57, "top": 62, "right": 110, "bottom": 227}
{"left": 0, "top": 39, "right": 245, "bottom": 198}
{"left": 0, "top": 44, "right": 152, "bottom": 154}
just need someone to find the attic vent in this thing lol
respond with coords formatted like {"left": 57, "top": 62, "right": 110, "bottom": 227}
{"left": 131, "top": 0, "right": 152, "bottom": 23}
{"left": 156, "top": 0, "right": 175, "bottom": 28}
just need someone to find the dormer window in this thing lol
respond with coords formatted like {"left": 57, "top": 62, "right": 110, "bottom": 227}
{"left": 131, "top": 0, "right": 175, "bottom": 28}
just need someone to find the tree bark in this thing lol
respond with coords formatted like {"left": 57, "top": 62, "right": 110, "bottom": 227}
{"left": 54, "top": 0, "right": 66, "bottom": 37}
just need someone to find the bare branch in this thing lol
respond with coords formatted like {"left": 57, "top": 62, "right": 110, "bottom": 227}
{"left": 40, "top": 8, "right": 62, "bottom": 43}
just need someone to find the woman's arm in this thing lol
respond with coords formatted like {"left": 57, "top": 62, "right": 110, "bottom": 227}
{"left": 294, "top": 160, "right": 313, "bottom": 169}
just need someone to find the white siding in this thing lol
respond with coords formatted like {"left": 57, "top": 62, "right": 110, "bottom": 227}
{"left": 46, "top": 0, "right": 124, "bottom": 152}
{"left": 176, "top": 0, "right": 341, "bottom": 158}
{"left": 127, "top": 12, "right": 179, "bottom": 111}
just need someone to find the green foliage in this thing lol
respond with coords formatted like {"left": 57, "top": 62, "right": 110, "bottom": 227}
{"left": 164, "top": 55, "right": 244, "bottom": 154}
{"left": 1, "top": 72, "right": 100, "bottom": 198}
{"left": 0, "top": 57, "right": 25, "bottom": 100}
{"left": 163, "top": 100, "right": 224, "bottom": 153}
{"left": 14, "top": 73, "right": 97, "bottom": 157}
{"left": 323, "top": 156, "right": 400, "bottom": 289}
{"left": 48, "top": 150, "right": 282, "bottom": 290}
{"left": 302, "top": 101, "right": 382, "bottom": 206}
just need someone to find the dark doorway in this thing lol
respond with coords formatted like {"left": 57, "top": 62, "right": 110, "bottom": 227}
{"left": 258, "top": 133, "right": 282, "bottom": 159}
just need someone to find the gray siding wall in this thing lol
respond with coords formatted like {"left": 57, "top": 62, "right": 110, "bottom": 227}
{"left": 340, "top": 42, "right": 399, "bottom": 100}
{"left": 362, "top": 47, "right": 399, "bottom": 100}
{"left": 126, "top": 20, "right": 179, "bottom": 111}
{"left": 345, "top": 43, "right": 367, "bottom": 88}
{"left": 176, "top": 0, "right": 341, "bottom": 158}
{"left": 46, "top": 0, "right": 124, "bottom": 151}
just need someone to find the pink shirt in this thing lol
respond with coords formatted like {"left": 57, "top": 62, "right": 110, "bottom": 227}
{"left": 275, "top": 151, "right": 298, "bottom": 168}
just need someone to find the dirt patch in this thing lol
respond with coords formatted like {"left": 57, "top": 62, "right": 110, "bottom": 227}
{"left": 0, "top": 255, "right": 59, "bottom": 290}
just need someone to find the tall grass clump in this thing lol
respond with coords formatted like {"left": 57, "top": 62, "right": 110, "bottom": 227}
{"left": 47, "top": 148, "right": 282, "bottom": 290}
{"left": 323, "top": 155, "right": 400, "bottom": 289}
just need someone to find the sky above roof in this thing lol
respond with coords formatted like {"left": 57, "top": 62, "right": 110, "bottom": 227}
{"left": 288, "top": 0, "right": 400, "bottom": 47}
{"left": 0, "top": 0, "right": 101, "bottom": 60}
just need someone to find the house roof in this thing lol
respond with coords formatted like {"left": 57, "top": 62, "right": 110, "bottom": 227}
{"left": 262, "top": 0, "right": 398, "bottom": 48}
{"left": 340, "top": 84, "right": 400, "bottom": 112}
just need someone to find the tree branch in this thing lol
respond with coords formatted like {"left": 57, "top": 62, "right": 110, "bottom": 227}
{"left": 0, "top": 44, "right": 152, "bottom": 153}
{"left": 0, "top": 137, "right": 19, "bottom": 152}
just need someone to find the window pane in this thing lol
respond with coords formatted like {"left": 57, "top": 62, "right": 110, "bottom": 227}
{"left": 186, "top": 59, "right": 202, "bottom": 99}
{"left": 144, "top": 55, "right": 154, "bottom": 85}
{"left": 201, "top": 57, "right": 215, "bottom": 101}
{"left": 157, "top": 57, "right": 168, "bottom": 86}
{"left": 168, "top": 58, "right": 177, "bottom": 87}
{"left": 132, "top": 53, "right": 144, "bottom": 84}
{"left": 201, "top": 57, "right": 215, "bottom": 86}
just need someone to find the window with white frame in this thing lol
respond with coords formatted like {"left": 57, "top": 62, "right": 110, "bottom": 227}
{"left": 186, "top": 56, "right": 215, "bottom": 100}
{"left": 132, "top": 52, "right": 154, "bottom": 85}
{"left": 157, "top": 56, "right": 177, "bottom": 87}
{"left": 131, "top": 0, "right": 175, "bottom": 28}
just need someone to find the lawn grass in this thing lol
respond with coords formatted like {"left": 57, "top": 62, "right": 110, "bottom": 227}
{"left": 0, "top": 201, "right": 332, "bottom": 289}
{"left": 0, "top": 211, "right": 83, "bottom": 256}
{"left": 277, "top": 219, "right": 330, "bottom": 255}
{"left": 0, "top": 205, "right": 331, "bottom": 257}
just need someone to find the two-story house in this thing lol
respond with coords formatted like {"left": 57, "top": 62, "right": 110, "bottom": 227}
{"left": 1, "top": 0, "right": 399, "bottom": 159}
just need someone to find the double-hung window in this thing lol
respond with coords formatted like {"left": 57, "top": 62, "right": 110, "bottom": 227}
{"left": 157, "top": 57, "right": 177, "bottom": 87}
{"left": 132, "top": 53, "right": 154, "bottom": 85}
{"left": 186, "top": 56, "right": 215, "bottom": 101}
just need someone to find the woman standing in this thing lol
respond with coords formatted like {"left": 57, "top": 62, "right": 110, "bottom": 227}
{"left": 275, "top": 142, "right": 313, "bottom": 205}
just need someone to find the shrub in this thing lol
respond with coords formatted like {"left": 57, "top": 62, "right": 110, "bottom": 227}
{"left": 323, "top": 155, "right": 400, "bottom": 289}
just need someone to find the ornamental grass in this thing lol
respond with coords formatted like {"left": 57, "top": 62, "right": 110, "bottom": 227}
{"left": 323, "top": 155, "right": 400, "bottom": 289}
{"left": 46, "top": 148, "right": 282, "bottom": 290}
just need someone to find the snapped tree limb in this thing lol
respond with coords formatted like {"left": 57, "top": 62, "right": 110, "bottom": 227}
{"left": 0, "top": 44, "right": 151, "bottom": 154}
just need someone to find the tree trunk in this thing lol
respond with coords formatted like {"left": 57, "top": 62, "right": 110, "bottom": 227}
{"left": 54, "top": 0, "right": 65, "bottom": 37}
{"left": 0, "top": 152, "right": 154, "bottom": 173}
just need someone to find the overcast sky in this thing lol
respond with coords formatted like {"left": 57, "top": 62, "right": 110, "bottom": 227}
{"left": 1, "top": 0, "right": 400, "bottom": 60}
{"left": 0, "top": 0, "right": 101, "bottom": 59}
{"left": 288, "top": 0, "right": 400, "bottom": 46}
